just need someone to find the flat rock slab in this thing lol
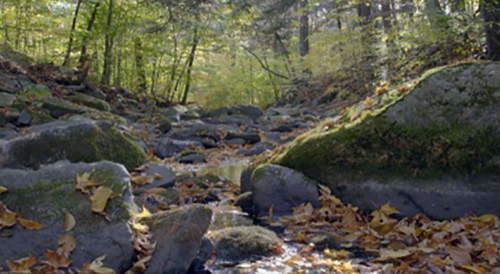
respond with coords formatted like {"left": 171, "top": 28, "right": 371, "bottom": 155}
{"left": 0, "top": 161, "right": 135, "bottom": 271}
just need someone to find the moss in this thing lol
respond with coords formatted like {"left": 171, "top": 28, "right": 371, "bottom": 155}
{"left": 272, "top": 62, "right": 500, "bottom": 184}
{"left": 8, "top": 122, "right": 146, "bottom": 171}
{"left": 0, "top": 169, "right": 132, "bottom": 225}
{"left": 68, "top": 93, "right": 111, "bottom": 112}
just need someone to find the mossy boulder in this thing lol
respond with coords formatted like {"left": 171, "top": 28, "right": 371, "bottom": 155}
{"left": 67, "top": 92, "right": 111, "bottom": 112}
{"left": 272, "top": 62, "right": 500, "bottom": 219}
{"left": 41, "top": 97, "right": 87, "bottom": 118}
{"left": 210, "top": 226, "right": 281, "bottom": 262}
{"left": 0, "top": 161, "right": 135, "bottom": 271}
{"left": 0, "top": 120, "right": 146, "bottom": 171}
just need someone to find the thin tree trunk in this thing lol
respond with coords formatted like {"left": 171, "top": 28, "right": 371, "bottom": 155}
{"left": 483, "top": 0, "right": 500, "bottom": 60}
{"left": 63, "top": 0, "right": 83, "bottom": 67}
{"left": 135, "top": 36, "right": 147, "bottom": 94}
{"left": 299, "top": 0, "right": 310, "bottom": 57}
{"left": 79, "top": 1, "right": 101, "bottom": 66}
{"left": 181, "top": 27, "right": 199, "bottom": 105}
{"left": 101, "top": 0, "right": 114, "bottom": 85}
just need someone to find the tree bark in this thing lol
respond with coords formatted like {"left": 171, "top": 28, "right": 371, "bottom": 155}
{"left": 135, "top": 36, "right": 148, "bottom": 94}
{"left": 79, "top": 1, "right": 101, "bottom": 66}
{"left": 424, "top": 0, "right": 449, "bottom": 30}
{"left": 299, "top": 0, "right": 310, "bottom": 57}
{"left": 101, "top": 0, "right": 114, "bottom": 85}
{"left": 483, "top": 0, "right": 500, "bottom": 60}
{"left": 181, "top": 27, "right": 199, "bottom": 105}
{"left": 62, "top": 0, "right": 83, "bottom": 67}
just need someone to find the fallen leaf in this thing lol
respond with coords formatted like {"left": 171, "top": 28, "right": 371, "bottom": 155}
{"left": 81, "top": 255, "right": 115, "bottom": 274}
{"left": 324, "top": 249, "right": 351, "bottom": 259}
{"left": 6, "top": 256, "right": 37, "bottom": 272}
{"left": 0, "top": 186, "right": 7, "bottom": 194}
{"left": 459, "top": 265, "right": 486, "bottom": 274}
{"left": 64, "top": 212, "right": 76, "bottom": 232}
{"left": 0, "top": 202, "right": 17, "bottom": 227}
{"left": 380, "top": 203, "right": 399, "bottom": 216}
{"left": 57, "top": 235, "right": 77, "bottom": 257}
{"left": 376, "top": 248, "right": 414, "bottom": 261}
{"left": 448, "top": 246, "right": 472, "bottom": 265}
{"left": 131, "top": 175, "right": 154, "bottom": 186}
{"left": 76, "top": 172, "right": 98, "bottom": 194}
{"left": 44, "top": 250, "right": 72, "bottom": 268}
{"left": 91, "top": 187, "right": 113, "bottom": 214}
{"left": 18, "top": 217, "right": 43, "bottom": 230}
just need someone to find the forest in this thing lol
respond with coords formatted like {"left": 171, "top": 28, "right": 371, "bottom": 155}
{"left": 1, "top": 0, "right": 500, "bottom": 273}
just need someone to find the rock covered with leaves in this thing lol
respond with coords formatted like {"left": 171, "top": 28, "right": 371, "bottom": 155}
{"left": 0, "top": 161, "right": 135, "bottom": 272}
{"left": 273, "top": 62, "right": 500, "bottom": 218}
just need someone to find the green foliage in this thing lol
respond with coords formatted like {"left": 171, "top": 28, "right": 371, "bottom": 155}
{"left": 16, "top": 85, "right": 52, "bottom": 103}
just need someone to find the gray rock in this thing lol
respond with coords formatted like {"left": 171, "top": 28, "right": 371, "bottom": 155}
{"left": 209, "top": 207, "right": 253, "bottom": 231}
{"left": 210, "top": 226, "right": 280, "bottom": 262}
{"left": 179, "top": 153, "right": 206, "bottom": 164}
{"left": 133, "top": 188, "right": 180, "bottom": 213}
{"left": 0, "top": 161, "right": 135, "bottom": 271}
{"left": 0, "top": 120, "right": 146, "bottom": 171}
{"left": 181, "top": 110, "right": 200, "bottom": 120}
{"left": 41, "top": 97, "right": 86, "bottom": 118}
{"left": 226, "top": 138, "right": 246, "bottom": 145}
{"left": 139, "top": 163, "right": 177, "bottom": 189}
{"left": 274, "top": 63, "right": 500, "bottom": 219}
{"left": 225, "top": 132, "right": 261, "bottom": 144}
{"left": 188, "top": 236, "right": 214, "bottom": 273}
{"left": 67, "top": 92, "right": 111, "bottom": 112}
{"left": 228, "top": 104, "right": 263, "bottom": 119}
{"left": 206, "top": 107, "right": 229, "bottom": 117}
{"left": 141, "top": 204, "right": 213, "bottom": 274}
{"left": 265, "top": 132, "right": 282, "bottom": 141}
{"left": 154, "top": 138, "right": 204, "bottom": 159}
{"left": 16, "top": 110, "right": 31, "bottom": 126}
{"left": 251, "top": 165, "right": 320, "bottom": 218}
{"left": 240, "top": 167, "right": 254, "bottom": 193}
{"left": 0, "top": 92, "right": 16, "bottom": 107}
{"left": 234, "top": 192, "right": 254, "bottom": 217}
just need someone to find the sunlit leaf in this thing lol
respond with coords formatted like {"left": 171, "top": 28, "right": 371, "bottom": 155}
{"left": 57, "top": 235, "right": 77, "bottom": 257}
{"left": 6, "top": 256, "right": 37, "bottom": 272}
{"left": 64, "top": 212, "right": 76, "bottom": 232}
{"left": 0, "top": 186, "right": 7, "bottom": 195}
{"left": 76, "top": 172, "right": 98, "bottom": 194}
{"left": 91, "top": 187, "right": 113, "bottom": 214}
{"left": 18, "top": 217, "right": 43, "bottom": 230}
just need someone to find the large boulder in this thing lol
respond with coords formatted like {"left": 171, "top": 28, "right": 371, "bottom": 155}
{"left": 140, "top": 204, "right": 213, "bottom": 274}
{"left": 0, "top": 120, "right": 146, "bottom": 171}
{"left": 0, "top": 161, "right": 135, "bottom": 271}
{"left": 41, "top": 97, "right": 87, "bottom": 118}
{"left": 273, "top": 62, "right": 500, "bottom": 219}
{"left": 0, "top": 92, "right": 16, "bottom": 107}
{"left": 251, "top": 164, "right": 320, "bottom": 218}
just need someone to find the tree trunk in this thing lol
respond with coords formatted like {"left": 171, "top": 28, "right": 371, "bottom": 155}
{"left": 101, "top": 0, "right": 114, "bottom": 85}
{"left": 381, "top": 0, "right": 392, "bottom": 31}
{"left": 135, "top": 37, "right": 147, "bottom": 94}
{"left": 451, "top": 0, "right": 465, "bottom": 13}
{"left": 424, "top": 0, "right": 449, "bottom": 30}
{"left": 483, "top": 0, "right": 500, "bottom": 60}
{"left": 79, "top": 1, "right": 101, "bottom": 66}
{"left": 299, "top": 0, "right": 310, "bottom": 57}
{"left": 62, "top": 0, "right": 83, "bottom": 67}
{"left": 181, "top": 27, "right": 199, "bottom": 105}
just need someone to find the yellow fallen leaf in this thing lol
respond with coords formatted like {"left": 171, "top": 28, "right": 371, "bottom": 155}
{"left": 64, "top": 212, "right": 76, "bottom": 232}
{"left": 18, "top": 217, "right": 43, "bottom": 230}
{"left": 6, "top": 256, "right": 37, "bottom": 272}
{"left": 76, "top": 172, "right": 98, "bottom": 194}
{"left": 134, "top": 206, "right": 152, "bottom": 219}
{"left": 376, "top": 248, "right": 414, "bottom": 261}
{"left": 476, "top": 214, "right": 498, "bottom": 225}
{"left": 0, "top": 186, "right": 7, "bottom": 194}
{"left": 0, "top": 202, "right": 17, "bottom": 227}
{"left": 91, "top": 187, "right": 113, "bottom": 214}
{"left": 459, "top": 265, "right": 486, "bottom": 274}
{"left": 131, "top": 222, "right": 149, "bottom": 233}
{"left": 57, "top": 235, "right": 77, "bottom": 257}
{"left": 380, "top": 203, "right": 399, "bottom": 216}
{"left": 324, "top": 249, "right": 352, "bottom": 259}
{"left": 81, "top": 255, "right": 115, "bottom": 274}
{"left": 153, "top": 172, "right": 163, "bottom": 180}
{"left": 130, "top": 175, "right": 154, "bottom": 186}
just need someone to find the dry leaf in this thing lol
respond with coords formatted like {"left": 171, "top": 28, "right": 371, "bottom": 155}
{"left": 6, "top": 256, "right": 37, "bottom": 272}
{"left": 0, "top": 202, "right": 17, "bottom": 227}
{"left": 44, "top": 250, "right": 72, "bottom": 268}
{"left": 18, "top": 217, "right": 43, "bottom": 230}
{"left": 448, "top": 246, "right": 472, "bottom": 265}
{"left": 0, "top": 186, "right": 7, "bottom": 195}
{"left": 64, "top": 212, "right": 76, "bottom": 232}
{"left": 76, "top": 172, "right": 98, "bottom": 194}
{"left": 91, "top": 187, "right": 113, "bottom": 214}
{"left": 57, "top": 235, "right": 77, "bottom": 257}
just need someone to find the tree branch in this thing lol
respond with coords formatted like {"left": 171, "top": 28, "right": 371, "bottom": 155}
{"left": 241, "top": 46, "right": 290, "bottom": 80}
